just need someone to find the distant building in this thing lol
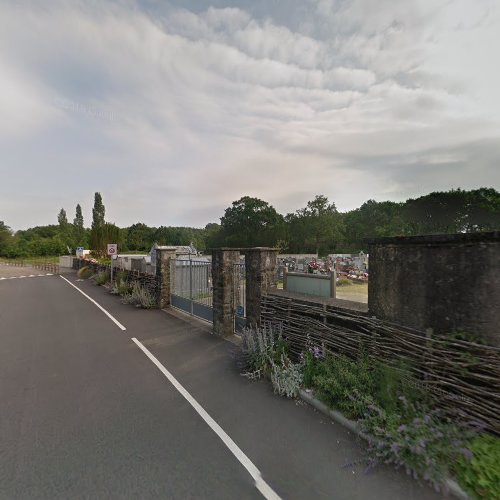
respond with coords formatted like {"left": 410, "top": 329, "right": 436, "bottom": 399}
{"left": 149, "top": 243, "right": 204, "bottom": 274}
{"left": 114, "top": 254, "right": 151, "bottom": 273}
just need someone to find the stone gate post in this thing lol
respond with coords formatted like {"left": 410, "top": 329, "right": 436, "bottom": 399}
{"left": 244, "top": 248, "right": 278, "bottom": 329}
{"left": 212, "top": 249, "right": 241, "bottom": 337}
{"left": 155, "top": 247, "right": 177, "bottom": 308}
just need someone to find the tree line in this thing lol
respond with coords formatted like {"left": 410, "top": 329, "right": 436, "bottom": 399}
{"left": 0, "top": 188, "right": 498, "bottom": 258}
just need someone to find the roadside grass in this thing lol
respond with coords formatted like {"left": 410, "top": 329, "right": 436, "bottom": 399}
{"left": 336, "top": 282, "right": 368, "bottom": 292}
{"left": 336, "top": 282, "right": 368, "bottom": 300}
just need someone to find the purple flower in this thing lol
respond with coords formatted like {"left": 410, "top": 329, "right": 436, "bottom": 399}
{"left": 397, "top": 424, "right": 407, "bottom": 433}
{"left": 423, "top": 415, "right": 431, "bottom": 423}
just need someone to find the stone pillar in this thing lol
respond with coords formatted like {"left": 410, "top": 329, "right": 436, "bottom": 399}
{"left": 156, "top": 247, "right": 177, "bottom": 309}
{"left": 330, "top": 269, "right": 337, "bottom": 298}
{"left": 212, "top": 249, "right": 241, "bottom": 337}
{"left": 244, "top": 248, "right": 278, "bottom": 329}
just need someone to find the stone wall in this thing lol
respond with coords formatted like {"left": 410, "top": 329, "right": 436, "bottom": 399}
{"left": 368, "top": 231, "right": 500, "bottom": 346}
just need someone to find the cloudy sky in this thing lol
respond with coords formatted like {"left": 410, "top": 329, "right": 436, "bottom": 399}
{"left": 1, "top": 0, "right": 499, "bottom": 230}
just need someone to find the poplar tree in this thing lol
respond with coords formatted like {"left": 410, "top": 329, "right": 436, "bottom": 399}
{"left": 73, "top": 204, "right": 85, "bottom": 246}
{"left": 57, "top": 208, "right": 68, "bottom": 227}
{"left": 92, "top": 192, "right": 105, "bottom": 229}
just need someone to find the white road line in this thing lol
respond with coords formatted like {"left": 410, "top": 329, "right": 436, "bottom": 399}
{"left": 59, "top": 275, "right": 126, "bottom": 331}
{"left": 131, "top": 337, "right": 281, "bottom": 500}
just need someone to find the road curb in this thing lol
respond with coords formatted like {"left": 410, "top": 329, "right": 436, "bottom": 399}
{"left": 298, "top": 389, "right": 469, "bottom": 500}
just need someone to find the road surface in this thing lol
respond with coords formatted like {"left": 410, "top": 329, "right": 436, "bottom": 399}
{"left": 0, "top": 268, "right": 443, "bottom": 499}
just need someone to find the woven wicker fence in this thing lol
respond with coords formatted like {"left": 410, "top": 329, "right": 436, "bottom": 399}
{"left": 261, "top": 293, "right": 500, "bottom": 434}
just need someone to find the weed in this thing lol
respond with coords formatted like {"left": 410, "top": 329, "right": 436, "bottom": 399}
{"left": 455, "top": 433, "right": 500, "bottom": 499}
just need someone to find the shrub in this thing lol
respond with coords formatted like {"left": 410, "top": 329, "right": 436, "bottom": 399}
{"left": 111, "top": 278, "right": 131, "bottom": 296}
{"left": 300, "top": 343, "right": 325, "bottom": 388}
{"left": 93, "top": 270, "right": 110, "bottom": 286}
{"left": 77, "top": 266, "right": 93, "bottom": 279}
{"left": 372, "top": 362, "right": 429, "bottom": 414}
{"left": 455, "top": 433, "right": 500, "bottom": 499}
{"left": 270, "top": 353, "right": 303, "bottom": 398}
{"left": 312, "top": 354, "right": 376, "bottom": 419}
{"left": 239, "top": 323, "right": 288, "bottom": 379}
{"left": 358, "top": 397, "right": 477, "bottom": 491}
{"left": 115, "top": 270, "right": 128, "bottom": 283}
{"left": 122, "top": 283, "right": 156, "bottom": 309}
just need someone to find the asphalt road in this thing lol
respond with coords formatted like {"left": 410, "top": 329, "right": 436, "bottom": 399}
{"left": 0, "top": 270, "right": 444, "bottom": 500}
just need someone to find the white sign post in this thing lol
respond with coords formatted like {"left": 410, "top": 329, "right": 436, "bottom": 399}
{"left": 107, "top": 244, "right": 118, "bottom": 281}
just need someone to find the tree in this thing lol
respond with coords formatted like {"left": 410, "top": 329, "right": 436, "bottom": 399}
{"left": 463, "top": 188, "right": 500, "bottom": 232}
{"left": 91, "top": 192, "right": 105, "bottom": 229}
{"left": 73, "top": 204, "right": 85, "bottom": 246}
{"left": 0, "top": 221, "right": 13, "bottom": 256}
{"left": 89, "top": 222, "right": 122, "bottom": 258}
{"left": 203, "top": 223, "right": 222, "bottom": 250}
{"left": 57, "top": 208, "right": 68, "bottom": 227}
{"left": 219, "top": 196, "right": 284, "bottom": 247}
{"left": 126, "top": 223, "right": 155, "bottom": 251}
{"left": 342, "top": 200, "right": 405, "bottom": 251}
{"left": 57, "top": 208, "right": 73, "bottom": 251}
{"left": 90, "top": 192, "right": 107, "bottom": 255}
{"left": 402, "top": 190, "right": 467, "bottom": 235}
{"left": 287, "top": 195, "right": 344, "bottom": 255}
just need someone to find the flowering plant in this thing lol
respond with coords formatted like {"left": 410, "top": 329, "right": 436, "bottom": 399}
{"left": 357, "top": 395, "right": 478, "bottom": 491}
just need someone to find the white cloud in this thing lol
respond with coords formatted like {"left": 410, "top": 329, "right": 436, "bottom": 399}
{"left": 0, "top": 0, "right": 498, "bottom": 229}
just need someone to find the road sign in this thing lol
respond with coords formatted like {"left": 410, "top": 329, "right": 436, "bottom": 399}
{"left": 107, "top": 244, "right": 117, "bottom": 256}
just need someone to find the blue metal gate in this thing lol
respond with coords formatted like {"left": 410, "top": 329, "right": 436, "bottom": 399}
{"left": 170, "top": 257, "right": 246, "bottom": 334}
{"left": 171, "top": 258, "right": 213, "bottom": 323}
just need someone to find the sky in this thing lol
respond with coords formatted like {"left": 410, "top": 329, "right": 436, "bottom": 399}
{"left": 1, "top": 0, "right": 499, "bottom": 230}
